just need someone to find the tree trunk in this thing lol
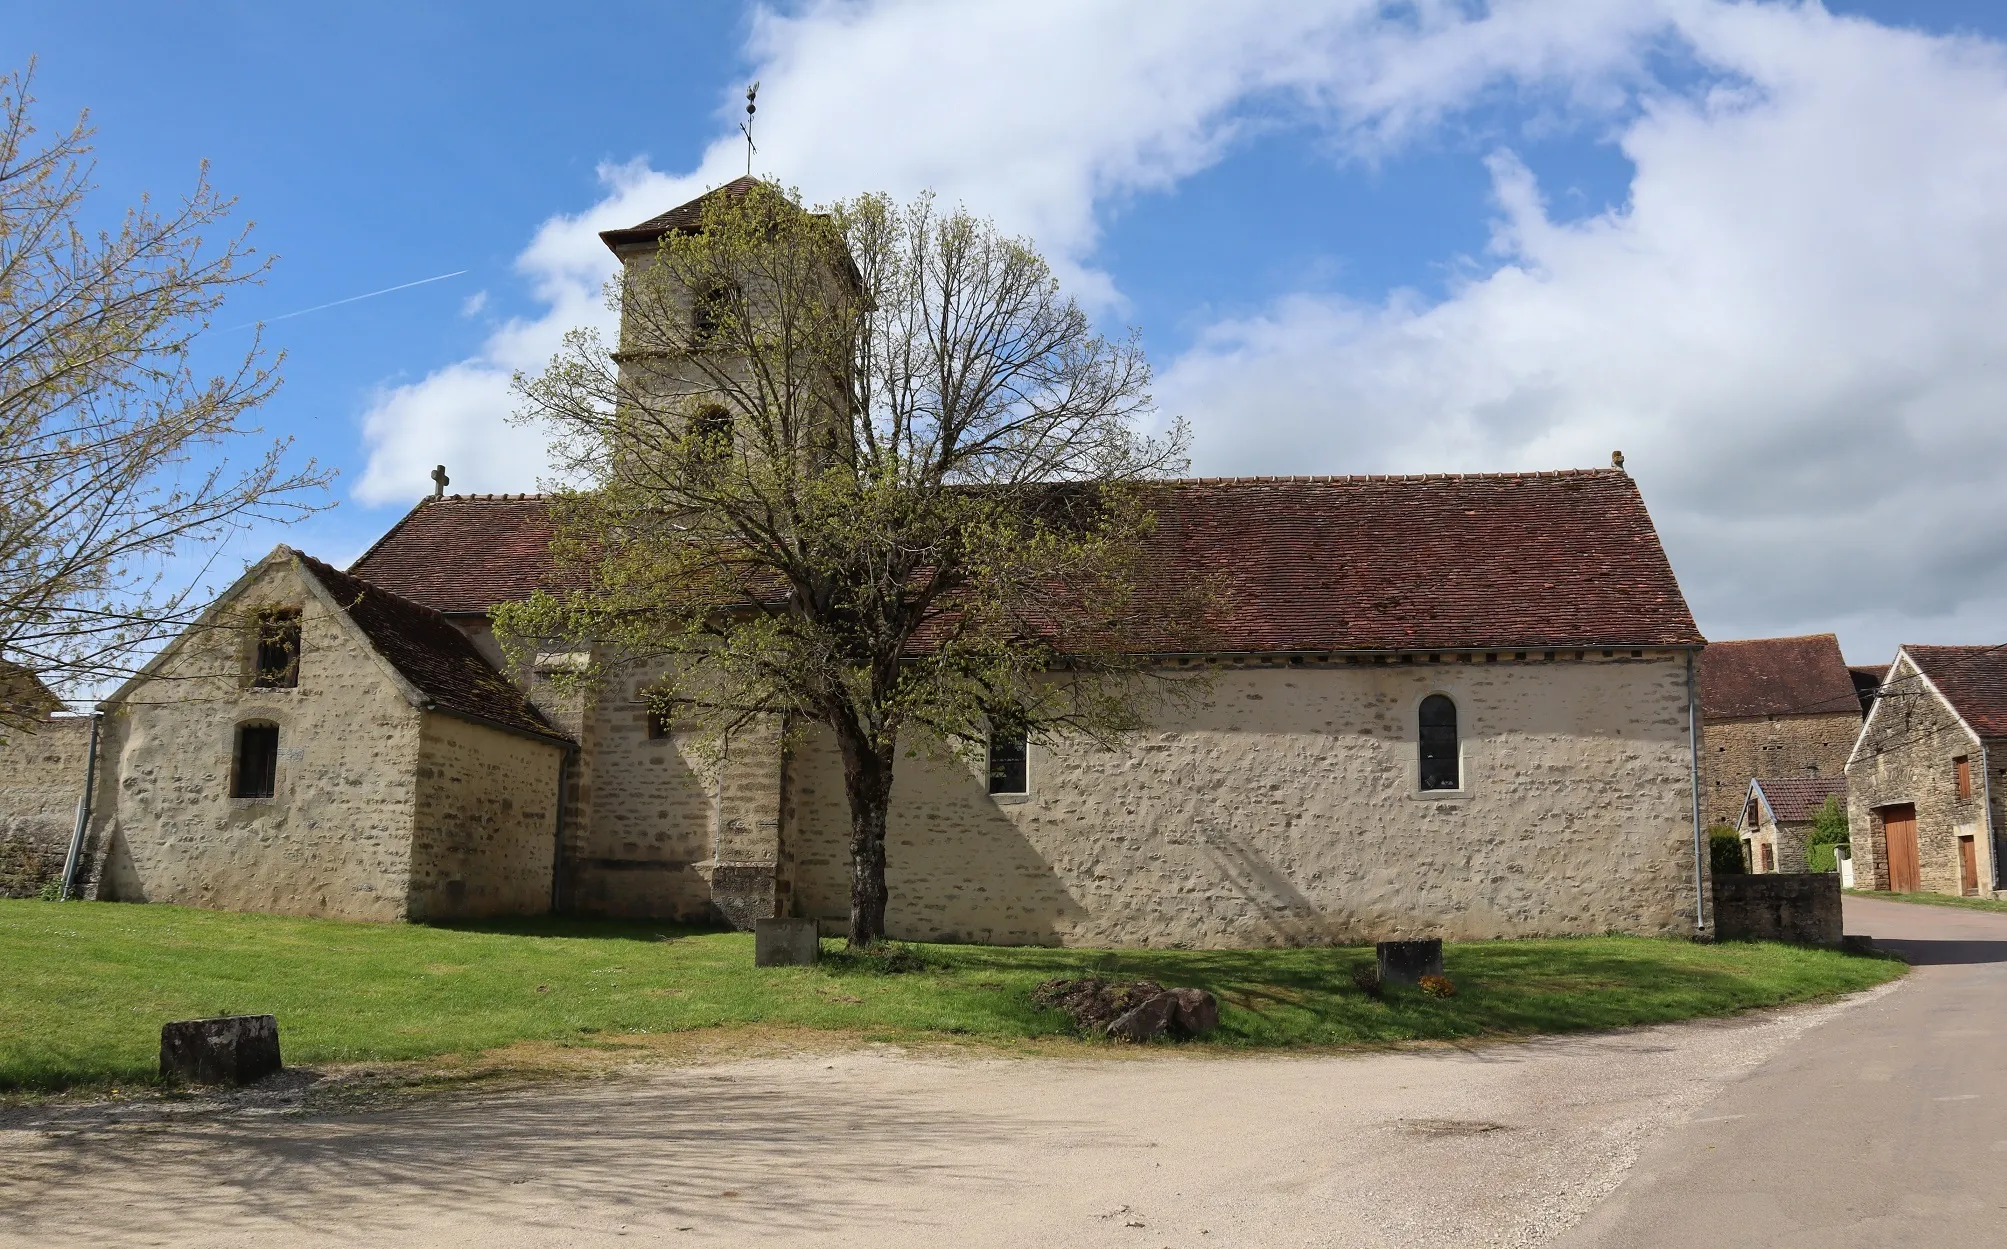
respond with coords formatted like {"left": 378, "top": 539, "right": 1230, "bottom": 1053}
{"left": 839, "top": 730, "right": 896, "bottom": 947}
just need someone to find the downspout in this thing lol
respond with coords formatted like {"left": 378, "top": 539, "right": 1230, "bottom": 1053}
{"left": 58, "top": 712, "right": 103, "bottom": 901}
{"left": 1687, "top": 649, "right": 1707, "bottom": 932}
{"left": 1984, "top": 741, "right": 2001, "bottom": 893}
{"left": 549, "top": 744, "right": 574, "bottom": 913}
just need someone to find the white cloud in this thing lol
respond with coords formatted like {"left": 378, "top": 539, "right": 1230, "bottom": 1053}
{"left": 355, "top": 0, "right": 2007, "bottom": 656}
{"left": 459, "top": 290, "right": 487, "bottom": 317}
{"left": 356, "top": 0, "right": 1662, "bottom": 504}
{"left": 1161, "top": 3, "right": 2007, "bottom": 656}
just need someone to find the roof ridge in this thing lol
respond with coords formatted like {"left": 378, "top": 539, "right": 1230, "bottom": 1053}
{"left": 1162, "top": 469, "right": 1625, "bottom": 486}
{"left": 1711, "top": 632, "right": 1841, "bottom": 645}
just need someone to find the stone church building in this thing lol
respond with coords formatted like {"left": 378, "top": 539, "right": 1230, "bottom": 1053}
{"left": 35, "top": 182, "right": 1719, "bottom": 945}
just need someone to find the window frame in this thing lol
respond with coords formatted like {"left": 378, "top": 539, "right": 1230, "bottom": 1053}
{"left": 1955, "top": 755, "right": 1973, "bottom": 801}
{"left": 1416, "top": 692, "right": 1462, "bottom": 794}
{"left": 231, "top": 721, "right": 281, "bottom": 801}
{"left": 985, "top": 721, "right": 1030, "bottom": 798}
{"left": 250, "top": 608, "right": 302, "bottom": 690}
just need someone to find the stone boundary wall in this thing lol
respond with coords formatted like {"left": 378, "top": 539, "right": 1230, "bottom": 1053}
{"left": 0, "top": 716, "right": 92, "bottom": 897}
{"left": 1712, "top": 873, "right": 1842, "bottom": 944}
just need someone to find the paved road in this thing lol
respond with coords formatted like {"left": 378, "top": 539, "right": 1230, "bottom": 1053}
{"left": 1560, "top": 894, "right": 2007, "bottom": 1248}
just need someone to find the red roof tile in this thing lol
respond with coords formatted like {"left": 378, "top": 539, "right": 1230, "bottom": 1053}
{"left": 1751, "top": 776, "right": 1848, "bottom": 823}
{"left": 298, "top": 554, "right": 565, "bottom": 742}
{"left": 599, "top": 176, "right": 764, "bottom": 251}
{"left": 1699, "top": 634, "right": 1858, "bottom": 721}
{"left": 349, "top": 470, "right": 1700, "bottom": 652}
{"left": 1905, "top": 644, "right": 2007, "bottom": 737}
{"left": 349, "top": 496, "right": 558, "bottom": 615}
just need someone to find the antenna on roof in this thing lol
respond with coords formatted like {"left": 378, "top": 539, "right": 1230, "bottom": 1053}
{"left": 739, "top": 82, "right": 759, "bottom": 178}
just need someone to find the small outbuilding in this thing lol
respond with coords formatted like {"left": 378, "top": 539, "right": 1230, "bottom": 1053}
{"left": 1736, "top": 776, "right": 1846, "bottom": 875}
{"left": 81, "top": 547, "right": 572, "bottom": 921}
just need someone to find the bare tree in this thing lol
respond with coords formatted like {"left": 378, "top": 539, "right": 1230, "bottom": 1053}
{"left": 503, "top": 181, "right": 1209, "bottom": 945}
{"left": 0, "top": 63, "right": 329, "bottom": 726}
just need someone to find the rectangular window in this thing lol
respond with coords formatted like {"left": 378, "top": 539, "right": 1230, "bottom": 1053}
{"left": 646, "top": 708, "right": 669, "bottom": 740}
{"left": 233, "top": 724, "right": 279, "bottom": 800}
{"left": 1955, "top": 756, "right": 1973, "bottom": 801}
{"left": 252, "top": 609, "right": 301, "bottom": 689}
{"left": 1760, "top": 843, "right": 1775, "bottom": 872}
{"left": 987, "top": 723, "right": 1028, "bottom": 795}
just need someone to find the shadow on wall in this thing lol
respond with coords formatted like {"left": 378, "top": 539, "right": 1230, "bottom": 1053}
{"left": 881, "top": 793, "right": 1093, "bottom": 946}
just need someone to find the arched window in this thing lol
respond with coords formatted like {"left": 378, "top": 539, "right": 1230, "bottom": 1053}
{"left": 233, "top": 722, "right": 280, "bottom": 800}
{"left": 1418, "top": 694, "right": 1459, "bottom": 791}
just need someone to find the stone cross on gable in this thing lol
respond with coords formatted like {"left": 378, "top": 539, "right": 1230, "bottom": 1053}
{"left": 430, "top": 465, "right": 449, "bottom": 500}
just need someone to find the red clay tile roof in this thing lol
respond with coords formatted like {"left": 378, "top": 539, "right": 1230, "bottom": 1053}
{"left": 1751, "top": 776, "right": 1848, "bottom": 823}
{"left": 349, "top": 496, "right": 558, "bottom": 615}
{"left": 297, "top": 553, "right": 565, "bottom": 743}
{"left": 599, "top": 176, "right": 764, "bottom": 251}
{"left": 1699, "top": 634, "right": 1858, "bottom": 721}
{"left": 349, "top": 470, "right": 1699, "bottom": 652}
{"left": 1904, "top": 644, "right": 2007, "bottom": 737}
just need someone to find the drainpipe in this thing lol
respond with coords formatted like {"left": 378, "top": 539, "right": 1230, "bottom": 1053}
{"left": 1687, "top": 650, "right": 1707, "bottom": 931}
{"left": 1985, "top": 741, "right": 2001, "bottom": 893}
{"left": 549, "top": 744, "right": 574, "bottom": 913}
{"left": 58, "top": 712, "right": 103, "bottom": 902}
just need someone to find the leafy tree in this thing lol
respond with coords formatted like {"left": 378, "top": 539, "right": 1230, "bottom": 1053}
{"left": 0, "top": 64, "right": 328, "bottom": 725}
{"left": 1806, "top": 795, "right": 1849, "bottom": 873}
{"left": 503, "top": 182, "right": 1205, "bottom": 946}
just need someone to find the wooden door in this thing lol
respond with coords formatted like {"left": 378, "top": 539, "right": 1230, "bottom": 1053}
{"left": 1882, "top": 805, "right": 1920, "bottom": 892}
{"left": 1960, "top": 835, "right": 1979, "bottom": 896}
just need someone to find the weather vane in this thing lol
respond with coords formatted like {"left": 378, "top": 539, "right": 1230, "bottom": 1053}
{"left": 739, "top": 82, "right": 759, "bottom": 177}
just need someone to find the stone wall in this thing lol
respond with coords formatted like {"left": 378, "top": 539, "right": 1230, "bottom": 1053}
{"left": 1847, "top": 653, "right": 1997, "bottom": 895}
{"left": 788, "top": 652, "right": 1704, "bottom": 947}
{"left": 1700, "top": 712, "right": 1860, "bottom": 829}
{"left": 1713, "top": 873, "right": 1842, "bottom": 944}
{"left": 0, "top": 715, "right": 93, "bottom": 897}
{"left": 91, "top": 560, "right": 427, "bottom": 920}
{"left": 408, "top": 713, "right": 565, "bottom": 919}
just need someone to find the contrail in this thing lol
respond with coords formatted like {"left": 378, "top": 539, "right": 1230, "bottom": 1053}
{"left": 231, "top": 269, "right": 469, "bottom": 330}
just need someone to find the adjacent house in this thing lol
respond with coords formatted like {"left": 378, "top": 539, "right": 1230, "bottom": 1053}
{"left": 1735, "top": 775, "right": 1846, "bottom": 874}
{"left": 1847, "top": 645, "right": 2005, "bottom": 899}
{"left": 1698, "top": 634, "right": 1862, "bottom": 829}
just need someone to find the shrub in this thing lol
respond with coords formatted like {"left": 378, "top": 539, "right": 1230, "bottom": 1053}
{"left": 1807, "top": 796, "right": 1850, "bottom": 873}
{"left": 1350, "top": 965, "right": 1383, "bottom": 997}
{"left": 1709, "top": 827, "right": 1746, "bottom": 875}
{"left": 36, "top": 880, "right": 62, "bottom": 902}
{"left": 1418, "top": 974, "right": 1456, "bottom": 999}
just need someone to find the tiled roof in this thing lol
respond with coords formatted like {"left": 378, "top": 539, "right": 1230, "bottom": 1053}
{"left": 1699, "top": 634, "right": 1858, "bottom": 721}
{"left": 349, "top": 495, "right": 558, "bottom": 615}
{"left": 296, "top": 554, "right": 565, "bottom": 743}
{"left": 348, "top": 470, "right": 1700, "bottom": 652}
{"left": 1905, "top": 644, "right": 2007, "bottom": 737}
{"left": 599, "top": 176, "right": 764, "bottom": 251}
{"left": 1751, "top": 776, "right": 1848, "bottom": 823}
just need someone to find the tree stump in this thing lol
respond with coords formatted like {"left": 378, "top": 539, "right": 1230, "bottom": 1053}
{"left": 159, "top": 1014, "right": 282, "bottom": 1086}
{"left": 1376, "top": 939, "right": 1444, "bottom": 987}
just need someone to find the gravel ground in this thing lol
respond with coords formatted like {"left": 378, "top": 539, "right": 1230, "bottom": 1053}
{"left": 0, "top": 985, "right": 1896, "bottom": 1249}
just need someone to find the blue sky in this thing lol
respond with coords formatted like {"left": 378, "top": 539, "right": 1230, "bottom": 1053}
{"left": 9, "top": 1, "right": 2007, "bottom": 660}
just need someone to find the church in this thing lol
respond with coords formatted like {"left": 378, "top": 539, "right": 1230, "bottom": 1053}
{"left": 54, "top": 183, "right": 1714, "bottom": 946}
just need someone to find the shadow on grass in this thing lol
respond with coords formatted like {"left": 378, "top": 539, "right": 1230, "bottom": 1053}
{"left": 420, "top": 916, "right": 733, "bottom": 943}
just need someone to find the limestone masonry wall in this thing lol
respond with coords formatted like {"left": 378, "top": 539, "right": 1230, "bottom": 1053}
{"left": 789, "top": 653, "right": 1702, "bottom": 947}
{"left": 1713, "top": 873, "right": 1842, "bottom": 944}
{"left": 91, "top": 560, "right": 426, "bottom": 920}
{"left": 1847, "top": 653, "right": 1997, "bottom": 895}
{"left": 409, "top": 713, "right": 564, "bottom": 919}
{"left": 0, "top": 716, "right": 92, "bottom": 897}
{"left": 1700, "top": 712, "right": 1859, "bottom": 829}
{"left": 559, "top": 658, "right": 722, "bottom": 920}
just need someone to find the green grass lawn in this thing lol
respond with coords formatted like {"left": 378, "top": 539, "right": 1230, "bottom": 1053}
{"left": 1, "top": 899, "right": 1902, "bottom": 1093}
{"left": 1847, "top": 888, "right": 2007, "bottom": 915}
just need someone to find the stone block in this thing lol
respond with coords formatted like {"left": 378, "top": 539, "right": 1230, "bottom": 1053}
{"left": 1377, "top": 939, "right": 1443, "bottom": 986}
{"left": 754, "top": 916, "right": 820, "bottom": 966}
{"left": 1840, "top": 933, "right": 1875, "bottom": 955}
{"left": 159, "top": 1014, "right": 281, "bottom": 1086}
{"left": 1713, "top": 873, "right": 1843, "bottom": 944}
